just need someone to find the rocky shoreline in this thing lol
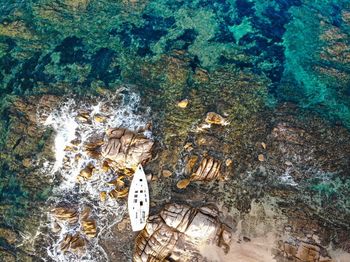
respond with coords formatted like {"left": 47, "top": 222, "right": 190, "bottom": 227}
{"left": 1, "top": 0, "right": 350, "bottom": 261}
{"left": 0, "top": 87, "right": 349, "bottom": 261}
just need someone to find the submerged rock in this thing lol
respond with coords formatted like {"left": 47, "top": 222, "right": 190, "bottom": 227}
{"left": 133, "top": 203, "right": 231, "bottom": 262}
{"left": 177, "top": 99, "right": 189, "bottom": 108}
{"left": 205, "top": 112, "right": 229, "bottom": 126}
{"left": 162, "top": 169, "right": 172, "bottom": 178}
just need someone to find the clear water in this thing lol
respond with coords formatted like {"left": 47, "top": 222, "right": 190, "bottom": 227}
{"left": 1, "top": 0, "right": 350, "bottom": 261}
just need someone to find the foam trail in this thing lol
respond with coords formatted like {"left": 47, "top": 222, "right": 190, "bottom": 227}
{"left": 44, "top": 100, "right": 79, "bottom": 173}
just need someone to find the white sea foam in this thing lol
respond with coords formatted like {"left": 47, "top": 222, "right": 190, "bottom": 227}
{"left": 39, "top": 88, "right": 151, "bottom": 261}
{"left": 279, "top": 168, "right": 298, "bottom": 186}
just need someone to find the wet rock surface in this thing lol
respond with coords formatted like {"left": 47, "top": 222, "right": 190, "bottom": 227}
{"left": 101, "top": 128, "right": 154, "bottom": 171}
{"left": 1, "top": 89, "right": 350, "bottom": 261}
{"left": 134, "top": 203, "right": 232, "bottom": 262}
{"left": 1, "top": 0, "right": 350, "bottom": 261}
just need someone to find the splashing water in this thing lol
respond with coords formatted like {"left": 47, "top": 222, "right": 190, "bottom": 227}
{"left": 39, "top": 88, "right": 151, "bottom": 261}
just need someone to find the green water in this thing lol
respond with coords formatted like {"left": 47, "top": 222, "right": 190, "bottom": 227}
{"left": 1, "top": 0, "right": 350, "bottom": 260}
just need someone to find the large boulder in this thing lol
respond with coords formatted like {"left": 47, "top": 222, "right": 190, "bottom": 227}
{"left": 101, "top": 128, "right": 154, "bottom": 170}
{"left": 133, "top": 204, "right": 231, "bottom": 262}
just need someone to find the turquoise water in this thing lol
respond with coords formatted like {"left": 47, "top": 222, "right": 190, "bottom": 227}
{"left": 1, "top": 0, "right": 350, "bottom": 260}
{"left": 1, "top": 0, "right": 349, "bottom": 123}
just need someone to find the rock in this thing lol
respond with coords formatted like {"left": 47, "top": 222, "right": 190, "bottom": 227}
{"left": 60, "top": 234, "right": 85, "bottom": 253}
{"left": 80, "top": 207, "right": 90, "bottom": 220}
{"left": 81, "top": 219, "right": 97, "bottom": 238}
{"left": 279, "top": 241, "right": 333, "bottom": 262}
{"left": 93, "top": 114, "right": 106, "bottom": 123}
{"left": 100, "top": 191, "right": 107, "bottom": 202}
{"left": 51, "top": 222, "right": 61, "bottom": 234}
{"left": 225, "top": 159, "right": 233, "bottom": 167}
{"left": 77, "top": 164, "right": 94, "bottom": 182}
{"left": 162, "top": 170, "right": 172, "bottom": 178}
{"left": 190, "top": 157, "right": 222, "bottom": 182}
{"left": 177, "top": 99, "right": 189, "bottom": 108}
{"left": 133, "top": 204, "right": 231, "bottom": 262}
{"left": 107, "top": 175, "right": 126, "bottom": 188}
{"left": 101, "top": 128, "right": 154, "bottom": 170}
{"left": 285, "top": 161, "right": 293, "bottom": 166}
{"left": 108, "top": 188, "right": 128, "bottom": 199}
{"left": 51, "top": 207, "right": 79, "bottom": 224}
{"left": 22, "top": 158, "right": 31, "bottom": 168}
{"left": 183, "top": 142, "right": 193, "bottom": 152}
{"left": 101, "top": 161, "right": 110, "bottom": 172}
{"left": 146, "top": 173, "right": 153, "bottom": 182}
{"left": 258, "top": 154, "right": 265, "bottom": 162}
{"left": 205, "top": 112, "right": 229, "bottom": 126}
{"left": 296, "top": 243, "right": 320, "bottom": 261}
{"left": 64, "top": 145, "right": 78, "bottom": 152}
{"left": 0, "top": 227, "right": 17, "bottom": 245}
{"left": 116, "top": 218, "right": 129, "bottom": 231}
{"left": 176, "top": 179, "right": 190, "bottom": 189}
{"left": 83, "top": 139, "right": 104, "bottom": 159}
{"left": 52, "top": 206, "right": 97, "bottom": 254}
{"left": 76, "top": 111, "right": 90, "bottom": 122}
{"left": 185, "top": 155, "right": 198, "bottom": 173}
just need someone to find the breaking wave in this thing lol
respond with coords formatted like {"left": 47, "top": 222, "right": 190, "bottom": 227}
{"left": 39, "top": 88, "right": 151, "bottom": 261}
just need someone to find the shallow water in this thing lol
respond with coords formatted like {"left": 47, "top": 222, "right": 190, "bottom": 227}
{"left": 0, "top": 0, "right": 350, "bottom": 261}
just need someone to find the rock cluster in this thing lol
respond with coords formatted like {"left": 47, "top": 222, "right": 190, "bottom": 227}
{"left": 75, "top": 127, "right": 153, "bottom": 175}
{"left": 133, "top": 204, "right": 231, "bottom": 262}
{"left": 78, "top": 128, "right": 153, "bottom": 200}
{"left": 51, "top": 206, "right": 97, "bottom": 254}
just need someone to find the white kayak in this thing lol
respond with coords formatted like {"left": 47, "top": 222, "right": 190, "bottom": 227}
{"left": 128, "top": 164, "right": 150, "bottom": 231}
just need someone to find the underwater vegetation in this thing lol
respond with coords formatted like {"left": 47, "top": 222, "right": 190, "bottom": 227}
{"left": 0, "top": 0, "right": 350, "bottom": 261}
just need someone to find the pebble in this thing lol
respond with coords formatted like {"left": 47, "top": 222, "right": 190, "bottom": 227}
{"left": 162, "top": 170, "right": 172, "bottom": 178}
{"left": 205, "top": 112, "right": 228, "bottom": 126}
{"left": 22, "top": 158, "right": 31, "bottom": 168}
{"left": 177, "top": 99, "right": 189, "bottom": 108}
{"left": 177, "top": 179, "right": 190, "bottom": 189}
{"left": 225, "top": 159, "right": 233, "bottom": 167}
{"left": 285, "top": 161, "right": 293, "bottom": 166}
{"left": 100, "top": 191, "right": 107, "bottom": 202}
{"left": 184, "top": 142, "right": 193, "bottom": 152}
{"left": 258, "top": 154, "right": 265, "bottom": 162}
{"left": 94, "top": 114, "right": 106, "bottom": 123}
